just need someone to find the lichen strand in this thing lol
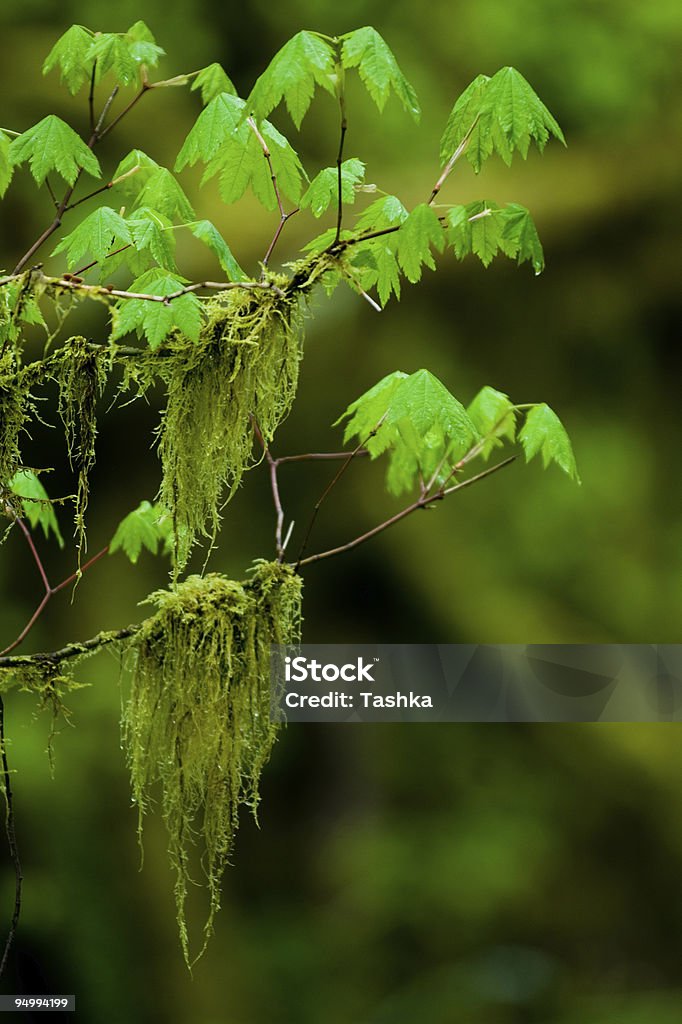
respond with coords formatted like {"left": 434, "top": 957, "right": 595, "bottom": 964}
{"left": 51, "top": 337, "right": 108, "bottom": 551}
{"left": 155, "top": 287, "right": 303, "bottom": 566}
{"left": 123, "top": 560, "right": 303, "bottom": 962}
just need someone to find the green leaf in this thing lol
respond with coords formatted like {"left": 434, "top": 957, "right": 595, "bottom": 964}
{"left": 175, "top": 93, "right": 245, "bottom": 170}
{"left": 126, "top": 207, "right": 177, "bottom": 271}
{"left": 446, "top": 201, "right": 544, "bottom": 273}
{"left": 9, "top": 115, "right": 101, "bottom": 186}
{"left": 52, "top": 206, "right": 132, "bottom": 269}
{"left": 519, "top": 403, "right": 579, "bottom": 481}
{"left": 355, "top": 194, "right": 408, "bottom": 233}
{"left": 468, "top": 202, "right": 503, "bottom": 267}
{"left": 440, "top": 67, "right": 565, "bottom": 173}
{"left": 125, "top": 21, "right": 165, "bottom": 68}
{"left": 111, "top": 269, "right": 202, "bottom": 350}
{"left": 43, "top": 24, "right": 94, "bottom": 95}
{"left": 396, "top": 204, "right": 444, "bottom": 283}
{"left": 211, "top": 118, "right": 306, "bottom": 210}
{"left": 467, "top": 386, "right": 517, "bottom": 458}
{"left": 336, "top": 370, "right": 408, "bottom": 455}
{"left": 192, "top": 63, "right": 237, "bottom": 104}
{"left": 341, "top": 27, "right": 420, "bottom": 121}
{"left": 9, "top": 470, "right": 64, "bottom": 548}
{"left": 189, "top": 220, "right": 245, "bottom": 281}
{"left": 0, "top": 131, "right": 13, "bottom": 197}
{"left": 338, "top": 369, "right": 478, "bottom": 495}
{"left": 112, "top": 149, "right": 161, "bottom": 195}
{"left": 134, "top": 167, "right": 194, "bottom": 220}
{"left": 302, "top": 227, "right": 354, "bottom": 255}
{"left": 87, "top": 24, "right": 163, "bottom": 88}
{"left": 499, "top": 203, "right": 545, "bottom": 274}
{"left": 300, "top": 159, "right": 365, "bottom": 217}
{"left": 352, "top": 236, "right": 401, "bottom": 306}
{"left": 247, "top": 31, "right": 336, "bottom": 128}
{"left": 109, "top": 500, "right": 172, "bottom": 564}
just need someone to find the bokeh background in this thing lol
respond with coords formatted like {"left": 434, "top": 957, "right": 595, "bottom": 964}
{"left": 1, "top": 0, "right": 682, "bottom": 1020}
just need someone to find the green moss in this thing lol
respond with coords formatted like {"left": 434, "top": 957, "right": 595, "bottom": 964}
{"left": 123, "top": 560, "right": 303, "bottom": 963}
{"left": 0, "top": 356, "right": 34, "bottom": 492}
{"left": 154, "top": 288, "right": 303, "bottom": 567}
{"left": 50, "top": 337, "right": 107, "bottom": 554}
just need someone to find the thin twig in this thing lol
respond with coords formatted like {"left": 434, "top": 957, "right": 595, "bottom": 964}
{"left": 276, "top": 450, "right": 369, "bottom": 465}
{"left": 65, "top": 181, "right": 114, "bottom": 212}
{"left": 98, "top": 82, "right": 149, "bottom": 139}
{"left": 427, "top": 116, "right": 479, "bottom": 205}
{"left": 45, "top": 178, "right": 59, "bottom": 209}
{"left": 247, "top": 117, "right": 298, "bottom": 268}
{"left": 334, "top": 92, "right": 348, "bottom": 244}
{"left": 295, "top": 421, "right": 385, "bottom": 570}
{"left": 0, "top": 696, "right": 22, "bottom": 980}
{"left": 296, "top": 456, "right": 515, "bottom": 569}
{"left": 251, "top": 418, "right": 285, "bottom": 560}
{"left": 88, "top": 63, "right": 97, "bottom": 133}
{"left": 0, "top": 518, "right": 109, "bottom": 657}
{"left": 0, "top": 273, "right": 284, "bottom": 305}
{"left": 12, "top": 85, "right": 120, "bottom": 274}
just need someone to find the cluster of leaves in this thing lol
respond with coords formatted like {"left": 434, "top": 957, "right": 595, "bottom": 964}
{"left": 339, "top": 370, "right": 579, "bottom": 494}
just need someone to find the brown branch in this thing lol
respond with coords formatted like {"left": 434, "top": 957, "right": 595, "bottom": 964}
{"left": 251, "top": 418, "right": 286, "bottom": 560}
{"left": 64, "top": 180, "right": 114, "bottom": 212}
{"left": 0, "top": 516, "right": 109, "bottom": 658}
{"left": 294, "top": 421, "right": 385, "bottom": 571}
{"left": 98, "top": 81, "right": 150, "bottom": 139}
{"left": 276, "top": 450, "right": 369, "bottom": 465}
{"left": 0, "top": 696, "right": 22, "bottom": 980}
{"left": 296, "top": 456, "right": 516, "bottom": 569}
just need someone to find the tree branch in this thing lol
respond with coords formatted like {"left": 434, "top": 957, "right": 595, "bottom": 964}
{"left": 296, "top": 456, "right": 516, "bottom": 568}
{"left": 0, "top": 625, "right": 139, "bottom": 674}
{"left": 295, "top": 422, "right": 384, "bottom": 570}
{"left": 0, "top": 272, "right": 284, "bottom": 305}
{"left": 0, "top": 515, "right": 109, "bottom": 658}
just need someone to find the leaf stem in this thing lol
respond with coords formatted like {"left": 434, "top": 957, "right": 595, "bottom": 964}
{"left": 247, "top": 117, "right": 298, "bottom": 268}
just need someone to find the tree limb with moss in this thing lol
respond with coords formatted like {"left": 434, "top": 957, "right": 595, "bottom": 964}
{"left": 0, "top": 21, "right": 576, "bottom": 967}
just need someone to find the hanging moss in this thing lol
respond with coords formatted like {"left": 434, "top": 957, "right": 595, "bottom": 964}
{"left": 123, "top": 560, "right": 303, "bottom": 963}
{"left": 0, "top": 653, "right": 90, "bottom": 772}
{"left": 50, "top": 337, "right": 108, "bottom": 553}
{"left": 0, "top": 356, "right": 35, "bottom": 492}
{"left": 153, "top": 287, "right": 303, "bottom": 566}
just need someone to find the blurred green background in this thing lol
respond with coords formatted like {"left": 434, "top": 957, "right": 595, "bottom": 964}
{"left": 1, "top": 0, "right": 682, "bottom": 1020}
